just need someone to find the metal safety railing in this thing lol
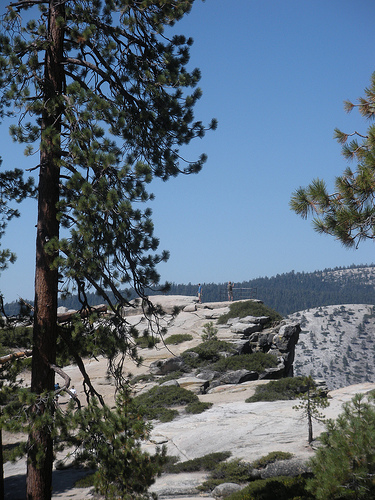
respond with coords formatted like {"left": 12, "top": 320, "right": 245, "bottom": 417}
{"left": 220, "top": 287, "right": 257, "bottom": 301}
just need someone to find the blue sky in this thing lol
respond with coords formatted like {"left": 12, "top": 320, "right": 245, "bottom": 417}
{"left": 1, "top": 0, "right": 375, "bottom": 302}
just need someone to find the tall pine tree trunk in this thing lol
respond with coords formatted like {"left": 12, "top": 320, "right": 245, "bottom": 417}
{"left": 26, "top": 2, "right": 64, "bottom": 498}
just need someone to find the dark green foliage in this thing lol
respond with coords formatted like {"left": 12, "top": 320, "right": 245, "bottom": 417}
{"left": 2, "top": 441, "right": 27, "bottom": 463}
{"left": 307, "top": 392, "right": 375, "bottom": 499}
{"left": 132, "top": 385, "right": 200, "bottom": 422}
{"left": 73, "top": 473, "right": 95, "bottom": 489}
{"left": 164, "top": 333, "right": 193, "bottom": 345}
{"left": 251, "top": 452, "right": 293, "bottom": 470}
{"left": 0, "top": 165, "right": 36, "bottom": 273}
{"left": 246, "top": 377, "right": 312, "bottom": 403}
{"left": 217, "top": 301, "right": 283, "bottom": 326}
{"left": 181, "top": 340, "right": 235, "bottom": 368}
{"left": 185, "top": 400, "right": 213, "bottom": 414}
{"left": 291, "top": 72, "right": 375, "bottom": 250}
{"left": 199, "top": 458, "right": 254, "bottom": 491}
{"left": 0, "top": 326, "right": 33, "bottom": 351}
{"left": 135, "top": 335, "right": 159, "bottom": 349}
{"left": 163, "top": 451, "right": 232, "bottom": 474}
{"left": 227, "top": 475, "right": 314, "bottom": 500}
{"left": 211, "top": 352, "right": 278, "bottom": 373}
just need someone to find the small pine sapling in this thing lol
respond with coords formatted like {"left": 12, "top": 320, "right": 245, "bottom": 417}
{"left": 293, "top": 376, "right": 329, "bottom": 444}
{"left": 201, "top": 322, "right": 218, "bottom": 341}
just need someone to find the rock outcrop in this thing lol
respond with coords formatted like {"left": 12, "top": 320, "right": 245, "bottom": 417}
{"left": 147, "top": 298, "right": 301, "bottom": 393}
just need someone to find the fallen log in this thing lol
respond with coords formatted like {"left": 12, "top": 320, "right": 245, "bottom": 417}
{"left": 0, "top": 350, "right": 32, "bottom": 364}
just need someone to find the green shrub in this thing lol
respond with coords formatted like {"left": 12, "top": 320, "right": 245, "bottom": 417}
{"left": 186, "top": 400, "right": 213, "bottom": 414}
{"left": 132, "top": 385, "right": 200, "bottom": 422}
{"left": 157, "top": 408, "right": 179, "bottom": 422}
{"left": 181, "top": 340, "right": 235, "bottom": 368}
{"left": 217, "top": 301, "right": 283, "bottom": 327}
{"left": 199, "top": 458, "right": 254, "bottom": 491}
{"left": 246, "top": 377, "right": 312, "bottom": 403}
{"left": 251, "top": 451, "right": 293, "bottom": 470}
{"left": 211, "top": 352, "right": 278, "bottom": 373}
{"left": 227, "top": 475, "right": 314, "bottom": 500}
{"left": 163, "top": 451, "right": 232, "bottom": 474}
{"left": 135, "top": 335, "right": 159, "bottom": 348}
{"left": 165, "top": 333, "right": 193, "bottom": 345}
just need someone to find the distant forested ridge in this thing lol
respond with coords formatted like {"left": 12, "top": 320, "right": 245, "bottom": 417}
{"left": 4, "top": 264, "right": 375, "bottom": 317}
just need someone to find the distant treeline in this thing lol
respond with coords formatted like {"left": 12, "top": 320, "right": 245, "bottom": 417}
{"left": 4, "top": 263, "right": 375, "bottom": 317}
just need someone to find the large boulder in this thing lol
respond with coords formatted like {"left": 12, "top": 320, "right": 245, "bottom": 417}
{"left": 212, "top": 482, "right": 243, "bottom": 498}
{"left": 216, "top": 370, "right": 259, "bottom": 385}
{"left": 231, "top": 322, "right": 262, "bottom": 336}
{"left": 273, "top": 323, "right": 301, "bottom": 353}
{"left": 259, "top": 459, "right": 311, "bottom": 479}
{"left": 238, "top": 315, "right": 269, "bottom": 325}
{"left": 259, "top": 364, "right": 286, "bottom": 380}
{"left": 176, "top": 376, "right": 210, "bottom": 394}
{"left": 149, "top": 356, "right": 185, "bottom": 375}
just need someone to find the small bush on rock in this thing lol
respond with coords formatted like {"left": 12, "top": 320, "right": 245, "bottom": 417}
{"left": 227, "top": 475, "right": 314, "bottom": 500}
{"left": 135, "top": 335, "right": 159, "bottom": 348}
{"left": 246, "top": 377, "right": 312, "bottom": 403}
{"left": 199, "top": 458, "right": 254, "bottom": 491}
{"left": 217, "top": 301, "right": 282, "bottom": 327}
{"left": 165, "top": 333, "right": 193, "bottom": 345}
{"left": 132, "top": 385, "right": 205, "bottom": 422}
{"left": 251, "top": 451, "right": 293, "bottom": 470}
{"left": 186, "top": 400, "right": 213, "bottom": 414}
{"left": 211, "top": 352, "right": 278, "bottom": 373}
{"left": 181, "top": 340, "right": 235, "bottom": 368}
{"left": 163, "top": 451, "right": 231, "bottom": 473}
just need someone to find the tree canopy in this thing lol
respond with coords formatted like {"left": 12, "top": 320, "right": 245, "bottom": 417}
{"left": 290, "top": 72, "right": 375, "bottom": 249}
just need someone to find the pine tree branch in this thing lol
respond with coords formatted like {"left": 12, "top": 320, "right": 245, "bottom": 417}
{"left": 64, "top": 57, "right": 138, "bottom": 106}
{"left": 49, "top": 363, "right": 81, "bottom": 408}
{"left": 57, "top": 326, "right": 104, "bottom": 406}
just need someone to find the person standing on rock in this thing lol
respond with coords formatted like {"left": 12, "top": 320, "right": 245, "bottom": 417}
{"left": 227, "top": 281, "right": 234, "bottom": 301}
{"left": 197, "top": 283, "right": 203, "bottom": 303}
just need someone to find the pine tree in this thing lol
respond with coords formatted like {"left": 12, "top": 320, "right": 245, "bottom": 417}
{"left": 292, "top": 376, "right": 329, "bottom": 444}
{"left": 307, "top": 393, "right": 375, "bottom": 499}
{"left": 0, "top": 1, "right": 216, "bottom": 498}
{"left": 290, "top": 71, "right": 375, "bottom": 248}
